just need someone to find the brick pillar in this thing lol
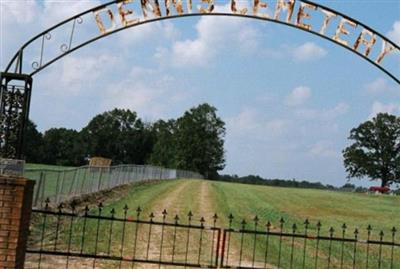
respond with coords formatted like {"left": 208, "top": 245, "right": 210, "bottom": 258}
{"left": 0, "top": 176, "right": 35, "bottom": 269}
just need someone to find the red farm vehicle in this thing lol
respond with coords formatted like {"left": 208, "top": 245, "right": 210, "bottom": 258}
{"left": 368, "top": 186, "right": 390, "bottom": 194}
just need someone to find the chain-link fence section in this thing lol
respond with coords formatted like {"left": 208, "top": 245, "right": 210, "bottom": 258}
{"left": 25, "top": 165, "right": 203, "bottom": 208}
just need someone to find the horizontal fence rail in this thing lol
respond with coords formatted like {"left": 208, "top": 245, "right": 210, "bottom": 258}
{"left": 25, "top": 203, "right": 399, "bottom": 269}
{"left": 25, "top": 165, "right": 203, "bottom": 208}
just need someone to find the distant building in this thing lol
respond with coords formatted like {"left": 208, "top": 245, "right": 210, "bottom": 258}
{"left": 88, "top": 157, "right": 112, "bottom": 167}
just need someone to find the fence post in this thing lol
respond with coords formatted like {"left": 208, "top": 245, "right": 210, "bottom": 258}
{"left": 54, "top": 171, "right": 61, "bottom": 204}
{"left": 107, "top": 167, "right": 112, "bottom": 189}
{"left": 97, "top": 168, "right": 103, "bottom": 191}
{"left": 33, "top": 172, "right": 43, "bottom": 208}
{"left": 68, "top": 169, "right": 78, "bottom": 198}
{"left": 40, "top": 173, "right": 47, "bottom": 206}
{"left": 58, "top": 170, "right": 66, "bottom": 203}
{"left": 0, "top": 175, "right": 35, "bottom": 269}
{"left": 80, "top": 167, "right": 87, "bottom": 195}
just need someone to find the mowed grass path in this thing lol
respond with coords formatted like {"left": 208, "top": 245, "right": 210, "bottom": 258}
{"left": 30, "top": 179, "right": 399, "bottom": 269}
{"left": 105, "top": 179, "right": 399, "bottom": 235}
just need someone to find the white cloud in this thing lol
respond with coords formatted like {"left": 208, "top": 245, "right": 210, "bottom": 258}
{"left": 62, "top": 55, "right": 117, "bottom": 84}
{"left": 119, "top": 21, "right": 180, "bottom": 47}
{"left": 369, "top": 101, "right": 400, "bottom": 119}
{"left": 172, "top": 17, "right": 259, "bottom": 66}
{"left": 365, "top": 78, "right": 390, "bottom": 94}
{"left": 292, "top": 42, "right": 327, "bottom": 62}
{"left": 39, "top": 54, "right": 120, "bottom": 96}
{"left": 285, "top": 86, "right": 311, "bottom": 106}
{"left": 226, "top": 108, "right": 289, "bottom": 140}
{"left": 309, "top": 141, "right": 339, "bottom": 158}
{"left": 156, "top": 2, "right": 260, "bottom": 67}
{"left": 294, "top": 102, "right": 349, "bottom": 121}
{"left": 170, "top": 38, "right": 209, "bottom": 67}
{"left": 106, "top": 86, "right": 164, "bottom": 117}
{"left": 388, "top": 21, "right": 400, "bottom": 45}
{"left": 264, "top": 119, "right": 288, "bottom": 136}
{"left": 1, "top": 0, "right": 40, "bottom": 68}
{"left": 1, "top": 0, "right": 38, "bottom": 24}
{"left": 324, "top": 102, "right": 350, "bottom": 118}
{"left": 0, "top": 0, "right": 100, "bottom": 26}
{"left": 227, "top": 108, "right": 259, "bottom": 133}
{"left": 365, "top": 78, "right": 392, "bottom": 95}
{"left": 42, "top": 0, "right": 101, "bottom": 27}
{"left": 102, "top": 67, "right": 190, "bottom": 119}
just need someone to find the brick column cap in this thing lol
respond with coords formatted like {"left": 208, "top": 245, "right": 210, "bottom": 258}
{"left": 0, "top": 175, "right": 35, "bottom": 187}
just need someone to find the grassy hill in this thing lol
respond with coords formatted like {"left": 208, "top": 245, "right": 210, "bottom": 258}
{"left": 102, "top": 179, "right": 399, "bottom": 233}
{"left": 28, "top": 179, "right": 399, "bottom": 268}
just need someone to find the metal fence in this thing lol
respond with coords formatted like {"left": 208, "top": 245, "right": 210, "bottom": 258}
{"left": 220, "top": 216, "right": 399, "bottom": 269}
{"left": 25, "top": 203, "right": 399, "bottom": 269}
{"left": 25, "top": 165, "right": 203, "bottom": 208}
{"left": 26, "top": 202, "right": 221, "bottom": 269}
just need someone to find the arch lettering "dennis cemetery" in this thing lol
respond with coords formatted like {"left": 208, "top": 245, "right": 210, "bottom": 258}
{"left": 94, "top": 0, "right": 397, "bottom": 68}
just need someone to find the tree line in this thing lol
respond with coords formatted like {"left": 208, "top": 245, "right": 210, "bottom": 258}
{"left": 26, "top": 107, "right": 400, "bottom": 187}
{"left": 217, "top": 174, "right": 337, "bottom": 190}
{"left": 25, "top": 103, "right": 225, "bottom": 179}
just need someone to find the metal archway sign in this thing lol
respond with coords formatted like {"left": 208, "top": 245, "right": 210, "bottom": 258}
{"left": 1, "top": 0, "right": 399, "bottom": 159}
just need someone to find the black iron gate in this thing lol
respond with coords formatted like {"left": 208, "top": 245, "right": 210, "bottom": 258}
{"left": 26, "top": 201, "right": 221, "bottom": 268}
{"left": 26, "top": 202, "right": 399, "bottom": 269}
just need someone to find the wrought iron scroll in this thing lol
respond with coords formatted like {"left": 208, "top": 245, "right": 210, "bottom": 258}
{"left": 60, "top": 17, "right": 83, "bottom": 53}
{"left": 0, "top": 73, "right": 32, "bottom": 159}
{"left": 31, "top": 32, "right": 52, "bottom": 71}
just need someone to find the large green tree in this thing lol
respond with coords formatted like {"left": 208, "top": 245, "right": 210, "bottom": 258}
{"left": 42, "top": 128, "right": 84, "bottom": 166}
{"left": 175, "top": 103, "right": 225, "bottom": 178}
{"left": 24, "top": 120, "right": 44, "bottom": 163}
{"left": 149, "top": 119, "right": 177, "bottom": 167}
{"left": 81, "top": 108, "right": 153, "bottom": 164}
{"left": 343, "top": 113, "right": 400, "bottom": 187}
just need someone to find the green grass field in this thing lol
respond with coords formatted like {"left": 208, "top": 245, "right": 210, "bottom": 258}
{"left": 28, "top": 179, "right": 400, "bottom": 269}
{"left": 25, "top": 163, "right": 76, "bottom": 171}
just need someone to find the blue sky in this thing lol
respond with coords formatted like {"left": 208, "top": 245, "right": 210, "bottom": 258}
{"left": 1, "top": 0, "right": 399, "bottom": 186}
